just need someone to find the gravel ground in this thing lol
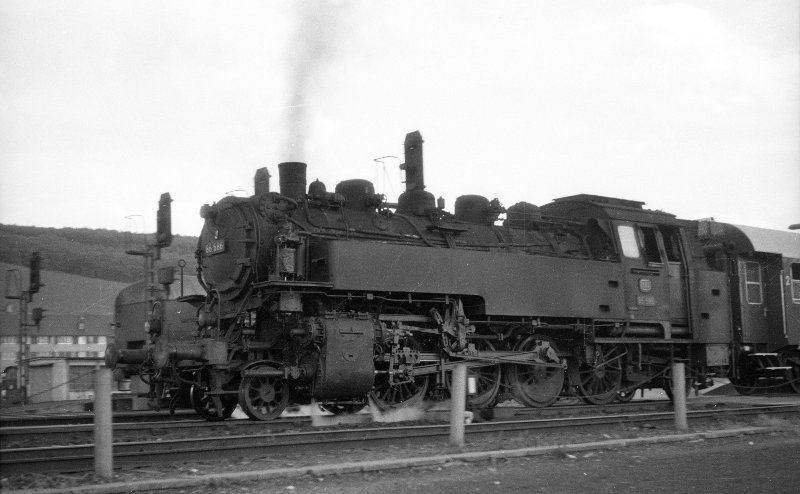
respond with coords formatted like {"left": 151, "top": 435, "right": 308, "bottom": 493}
{"left": 154, "top": 430, "right": 800, "bottom": 494}
{"left": 3, "top": 413, "right": 799, "bottom": 492}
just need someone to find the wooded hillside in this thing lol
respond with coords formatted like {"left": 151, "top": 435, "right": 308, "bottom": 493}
{"left": 0, "top": 224, "right": 198, "bottom": 283}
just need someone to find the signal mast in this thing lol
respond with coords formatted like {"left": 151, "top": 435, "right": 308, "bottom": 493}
{"left": 4, "top": 252, "right": 44, "bottom": 404}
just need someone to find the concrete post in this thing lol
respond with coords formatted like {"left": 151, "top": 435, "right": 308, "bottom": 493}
{"left": 449, "top": 363, "right": 467, "bottom": 447}
{"left": 672, "top": 362, "right": 688, "bottom": 431}
{"left": 94, "top": 365, "right": 113, "bottom": 479}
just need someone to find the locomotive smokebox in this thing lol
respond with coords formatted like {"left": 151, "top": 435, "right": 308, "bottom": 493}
{"left": 254, "top": 167, "right": 271, "bottom": 196}
{"left": 278, "top": 162, "right": 307, "bottom": 200}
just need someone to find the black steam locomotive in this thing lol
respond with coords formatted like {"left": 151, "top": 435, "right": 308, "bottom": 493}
{"left": 112, "top": 263, "right": 206, "bottom": 412}
{"left": 107, "top": 131, "right": 800, "bottom": 420}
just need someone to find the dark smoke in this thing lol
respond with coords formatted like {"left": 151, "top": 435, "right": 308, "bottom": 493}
{"left": 281, "top": 1, "right": 351, "bottom": 160}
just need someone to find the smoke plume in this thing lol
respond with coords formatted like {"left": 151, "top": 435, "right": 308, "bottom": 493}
{"left": 281, "top": 1, "right": 351, "bottom": 160}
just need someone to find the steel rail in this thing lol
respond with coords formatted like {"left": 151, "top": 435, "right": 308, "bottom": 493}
{"left": 0, "top": 416, "right": 310, "bottom": 437}
{"left": 1, "top": 403, "right": 797, "bottom": 475}
{"left": 0, "top": 401, "right": 663, "bottom": 436}
{"left": 0, "top": 399, "right": 676, "bottom": 432}
{"left": 2, "top": 397, "right": 785, "bottom": 439}
{"left": 0, "top": 410, "right": 198, "bottom": 428}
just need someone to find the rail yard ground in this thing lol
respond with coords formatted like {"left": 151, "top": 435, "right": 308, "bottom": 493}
{"left": 2, "top": 392, "right": 800, "bottom": 493}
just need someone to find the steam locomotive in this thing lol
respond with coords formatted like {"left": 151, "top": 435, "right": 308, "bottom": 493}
{"left": 106, "top": 131, "right": 800, "bottom": 420}
{"left": 112, "top": 263, "right": 205, "bottom": 412}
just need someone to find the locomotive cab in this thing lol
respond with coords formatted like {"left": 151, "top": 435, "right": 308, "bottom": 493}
{"left": 541, "top": 195, "right": 693, "bottom": 338}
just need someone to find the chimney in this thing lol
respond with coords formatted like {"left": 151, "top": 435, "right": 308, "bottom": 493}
{"left": 278, "top": 162, "right": 307, "bottom": 200}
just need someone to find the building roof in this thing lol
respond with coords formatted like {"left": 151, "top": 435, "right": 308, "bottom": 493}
{"left": 0, "top": 312, "right": 113, "bottom": 337}
{"left": 2, "top": 262, "right": 128, "bottom": 316}
{"left": 1, "top": 263, "right": 127, "bottom": 337}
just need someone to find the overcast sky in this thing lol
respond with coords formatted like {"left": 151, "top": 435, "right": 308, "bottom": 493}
{"left": 1, "top": 0, "right": 797, "bottom": 237}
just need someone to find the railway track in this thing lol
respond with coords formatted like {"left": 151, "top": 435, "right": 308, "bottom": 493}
{"left": 0, "top": 398, "right": 675, "bottom": 429}
{"left": 0, "top": 400, "right": 680, "bottom": 449}
{"left": 0, "top": 409, "right": 198, "bottom": 428}
{"left": 2, "top": 402, "right": 798, "bottom": 475}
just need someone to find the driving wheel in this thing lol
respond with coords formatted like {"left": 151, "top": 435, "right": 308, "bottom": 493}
{"left": 569, "top": 344, "right": 624, "bottom": 405}
{"left": 508, "top": 336, "right": 564, "bottom": 408}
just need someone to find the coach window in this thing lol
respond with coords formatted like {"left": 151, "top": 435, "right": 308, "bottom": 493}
{"left": 617, "top": 225, "right": 640, "bottom": 258}
{"left": 743, "top": 261, "right": 763, "bottom": 305}
{"left": 792, "top": 263, "right": 800, "bottom": 302}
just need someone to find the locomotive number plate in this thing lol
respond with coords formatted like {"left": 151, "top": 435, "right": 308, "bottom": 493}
{"left": 204, "top": 239, "right": 226, "bottom": 256}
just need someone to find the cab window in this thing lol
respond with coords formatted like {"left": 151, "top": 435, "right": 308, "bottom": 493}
{"left": 617, "top": 225, "right": 639, "bottom": 259}
{"left": 791, "top": 263, "right": 800, "bottom": 302}
{"left": 638, "top": 226, "right": 662, "bottom": 264}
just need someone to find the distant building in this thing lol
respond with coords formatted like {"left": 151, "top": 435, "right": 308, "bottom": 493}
{"left": 1, "top": 262, "right": 129, "bottom": 402}
{"left": 0, "top": 312, "right": 111, "bottom": 366}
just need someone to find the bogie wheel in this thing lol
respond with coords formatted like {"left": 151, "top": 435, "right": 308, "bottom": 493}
{"left": 445, "top": 340, "right": 503, "bottom": 409}
{"left": 781, "top": 356, "right": 800, "bottom": 394}
{"left": 238, "top": 365, "right": 290, "bottom": 421}
{"left": 569, "top": 344, "right": 624, "bottom": 405}
{"left": 370, "top": 337, "right": 429, "bottom": 412}
{"left": 508, "top": 336, "right": 564, "bottom": 408}
{"left": 190, "top": 384, "right": 238, "bottom": 421}
{"left": 730, "top": 376, "right": 756, "bottom": 395}
{"left": 190, "top": 369, "right": 238, "bottom": 421}
{"left": 729, "top": 364, "right": 757, "bottom": 396}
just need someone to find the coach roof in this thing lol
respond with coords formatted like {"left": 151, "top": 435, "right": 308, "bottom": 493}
{"left": 730, "top": 224, "right": 800, "bottom": 259}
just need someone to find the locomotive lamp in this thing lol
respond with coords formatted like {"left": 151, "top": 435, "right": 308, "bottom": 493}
{"left": 197, "top": 308, "right": 218, "bottom": 329}
{"left": 144, "top": 317, "right": 161, "bottom": 335}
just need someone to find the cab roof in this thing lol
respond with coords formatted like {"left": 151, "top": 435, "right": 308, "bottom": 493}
{"left": 543, "top": 194, "right": 680, "bottom": 225}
